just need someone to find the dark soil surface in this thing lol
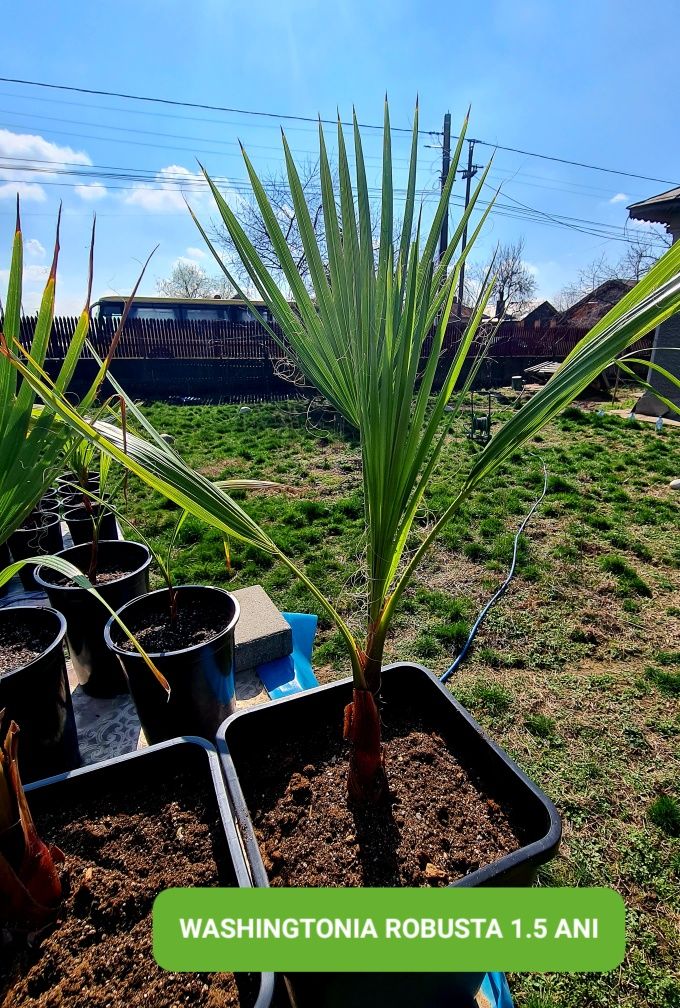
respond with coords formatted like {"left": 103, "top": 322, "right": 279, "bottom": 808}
{"left": 43, "top": 560, "right": 134, "bottom": 588}
{"left": 0, "top": 619, "right": 55, "bottom": 674}
{"left": 244, "top": 712, "right": 524, "bottom": 887}
{"left": 117, "top": 598, "right": 231, "bottom": 654}
{"left": 0, "top": 773, "right": 259, "bottom": 1008}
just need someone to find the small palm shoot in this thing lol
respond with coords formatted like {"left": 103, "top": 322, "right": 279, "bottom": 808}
{"left": 0, "top": 713, "right": 65, "bottom": 927}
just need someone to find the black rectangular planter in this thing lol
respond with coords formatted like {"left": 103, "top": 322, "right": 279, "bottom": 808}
{"left": 217, "top": 663, "right": 562, "bottom": 1008}
{"left": 23, "top": 737, "right": 275, "bottom": 1008}
{"left": 218, "top": 662, "right": 561, "bottom": 890}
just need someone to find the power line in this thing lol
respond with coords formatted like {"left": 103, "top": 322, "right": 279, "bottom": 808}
{"left": 0, "top": 76, "right": 426, "bottom": 135}
{"left": 470, "top": 135, "right": 675, "bottom": 188}
{"left": 0, "top": 86, "right": 653, "bottom": 200}
{"left": 0, "top": 75, "right": 676, "bottom": 187}
{"left": 0, "top": 107, "right": 418, "bottom": 167}
{"left": 2, "top": 110, "right": 646, "bottom": 205}
{"left": 0, "top": 166, "right": 663, "bottom": 247}
{"left": 0, "top": 167, "right": 663, "bottom": 247}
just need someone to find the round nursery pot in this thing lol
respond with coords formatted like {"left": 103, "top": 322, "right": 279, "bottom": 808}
{"left": 58, "top": 491, "right": 86, "bottom": 511}
{"left": 105, "top": 585, "right": 240, "bottom": 744}
{"left": 0, "top": 606, "right": 81, "bottom": 783}
{"left": 8, "top": 512, "right": 64, "bottom": 591}
{"left": 0, "top": 540, "right": 11, "bottom": 598}
{"left": 38, "top": 493, "right": 59, "bottom": 513}
{"left": 35, "top": 540, "right": 151, "bottom": 698}
{"left": 64, "top": 505, "right": 119, "bottom": 545}
{"left": 55, "top": 471, "right": 100, "bottom": 495}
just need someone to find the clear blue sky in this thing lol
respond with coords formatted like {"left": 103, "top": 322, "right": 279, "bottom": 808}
{"left": 0, "top": 0, "right": 676, "bottom": 313}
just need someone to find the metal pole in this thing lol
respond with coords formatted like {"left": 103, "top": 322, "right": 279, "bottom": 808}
{"left": 457, "top": 138, "right": 476, "bottom": 312}
{"left": 438, "top": 112, "right": 451, "bottom": 263}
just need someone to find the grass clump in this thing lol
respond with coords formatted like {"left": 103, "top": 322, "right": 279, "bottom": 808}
{"left": 645, "top": 665, "right": 680, "bottom": 697}
{"left": 459, "top": 680, "right": 514, "bottom": 718}
{"left": 653, "top": 650, "right": 680, "bottom": 667}
{"left": 524, "top": 713, "right": 557, "bottom": 739}
{"left": 648, "top": 795, "right": 680, "bottom": 837}
{"left": 600, "top": 554, "right": 652, "bottom": 597}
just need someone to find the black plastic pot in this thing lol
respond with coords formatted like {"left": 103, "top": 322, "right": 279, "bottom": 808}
{"left": 35, "top": 540, "right": 151, "bottom": 698}
{"left": 55, "top": 471, "right": 100, "bottom": 495}
{"left": 64, "top": 505, "right": 119, "bottom": 545}
{"left": 104, "top": 585, "right": 240, "bottom": 744}
{"left": 0, "top": 606, "right": 80, "bottom": 783}
{"left": 0, "top": 540, "right": 11, "bottom": 598}
{"left": 57, "top": 491, "right": 85, "bottom": 512}
{"left": 23, "top": 737, "right": 275, "bottom": 1008}
{"left": 38, "top": 493, "right": 59, "bottom": 512}
{"left": 8, "top": 512, "right": 64, "bottom": 590}
{"left": 217, "top": 662, "right": 562, "bottom": 1008}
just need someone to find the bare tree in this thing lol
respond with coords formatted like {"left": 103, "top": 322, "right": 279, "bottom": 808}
{"left": 211, "top": 157, "right": 328, "bottom": 291}
{"left": 619, "top": 233, "right": 669, "bottom": 281}
{"left": 156, "top": 260, "right": 234, "bottom": 298}
{"left": 556, "top": 230, "right": 670, "bottom": 310}
{"left": 466, "top": 238, "right": 537, "bottom": 317}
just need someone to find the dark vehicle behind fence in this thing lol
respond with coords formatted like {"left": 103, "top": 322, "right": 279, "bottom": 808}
{"left": 92, "top": 296, "right": 274, "bottom": 325}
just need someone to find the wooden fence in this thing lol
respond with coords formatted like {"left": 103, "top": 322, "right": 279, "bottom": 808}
{"left": 11, "top": 314, "right": 654, "bottom": 362}
{"left": 3, "top": 314, "right": 653, "bottom": 400}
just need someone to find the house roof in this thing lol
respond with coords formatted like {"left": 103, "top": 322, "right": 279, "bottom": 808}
{"left": 517, "top": 300, "right": 558, "bottom": 321}
{"left": 559, "top": 278, "right": 634, "bottom": 328}
{"left": 628, "top": 186, "right": 680, "bottom": 226}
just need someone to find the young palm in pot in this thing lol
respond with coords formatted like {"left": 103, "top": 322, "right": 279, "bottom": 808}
{"left": 9, "top": 103, "right": 680, "bottom": 810}
{"left": 0, "top": 209, "right": 168, "bottom": 710}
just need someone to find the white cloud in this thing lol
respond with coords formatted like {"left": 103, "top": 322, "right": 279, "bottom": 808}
{"left": 123, "top": 165, "right": 204, "bottom": 212}
{"left": 523, "top": 260, "right": 539, "bottom": 276}
{"left": 123, "top": 164, "right": 242, "bottom": 213}
{"left": 609, "top": 193, "right": 629, "bottom": 204}
{"left": 25, "top": 238, "right": 45, "bottom": 258}
{"left": 0, "top": 128, "right": 91, "bottom": 167}
{"left": 0, "top": 181, "right": 47, "bottom": 202}
{"left": 186, "top": 246, "right": 206, "bottom": 259}
{"left": 174, "top": 255, "right": 204, "bottom": 267}
{"left": 19, "top": 289, "right": 85, "bottom": 315}
{"left": 0, "top": 129, "right": 93, "bottom": 207}
{"left": 628, "top": 217, "right": 661, "bottom": 232}
{"left": 74, "top": 182, "right": 107, "bottom": 201}
{"left": 0, "top": 264, "right": 48, "bottom": 292}
{"left": 23, "top": 264, "right": 49, "bottom": 283}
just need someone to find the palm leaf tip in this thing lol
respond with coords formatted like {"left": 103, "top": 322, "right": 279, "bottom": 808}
{"left": 49, "top": 203, "right": 63, "bottom": 281}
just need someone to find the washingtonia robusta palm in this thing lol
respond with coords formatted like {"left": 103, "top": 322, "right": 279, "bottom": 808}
{"left": 8, "top": 103, "right": 680, "bottom": 804}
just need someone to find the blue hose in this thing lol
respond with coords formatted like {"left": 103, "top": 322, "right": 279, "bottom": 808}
{"left": 440, "top": 457, "right": 548, "bottom": 684}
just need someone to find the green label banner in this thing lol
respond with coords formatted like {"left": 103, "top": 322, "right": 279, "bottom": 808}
{"left": 153, "top": 887, "right": 625, "bottom": 973}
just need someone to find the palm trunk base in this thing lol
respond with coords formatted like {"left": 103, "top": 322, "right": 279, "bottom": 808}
{"left": 343, "top": 688, "right": 386, "bottom": 804}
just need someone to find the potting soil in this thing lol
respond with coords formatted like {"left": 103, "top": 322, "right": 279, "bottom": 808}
{"left": 245, "top": 713, "right": 524, "bottom": 887}
{"left": 0, "top": 773, "right": 259, "bottom": 1007}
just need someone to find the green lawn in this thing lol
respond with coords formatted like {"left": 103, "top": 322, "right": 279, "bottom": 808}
{"left": 119, "top": 397, "right": 679, "bottom": 1008}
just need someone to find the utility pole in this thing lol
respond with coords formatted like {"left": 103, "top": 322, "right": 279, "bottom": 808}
{"left": 457, "top": 139, "right": 480, "bottom": 315}
{"left": 438, "top": 112, "right": 451, "bottom": 264}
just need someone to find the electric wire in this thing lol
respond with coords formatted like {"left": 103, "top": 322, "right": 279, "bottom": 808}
{"left": 0, "top": 160, "right": 663, "bottom": 246}
{"left": 1, "top": 75, "right": 675, "bottom": 187}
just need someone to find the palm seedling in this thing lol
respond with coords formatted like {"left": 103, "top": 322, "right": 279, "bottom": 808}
{"left": 0, "top": 711, "right": 64, "bottom": 927}
{"left": 8, "top": 103, "right": 680, "bottom": 805}
{"left": 0, "top": 205, "right": 168, "bottom": 692}
{"left": 0, "top": 205, "right": 105, "bottom": 548}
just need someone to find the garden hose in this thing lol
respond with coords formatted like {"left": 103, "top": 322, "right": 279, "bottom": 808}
{"left": 439, "top": 456, "right": 549, "bottom": 685}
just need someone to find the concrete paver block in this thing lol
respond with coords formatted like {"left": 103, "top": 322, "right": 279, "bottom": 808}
{"left": 232, "top": 584, "right": 292, "bottom": 671}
